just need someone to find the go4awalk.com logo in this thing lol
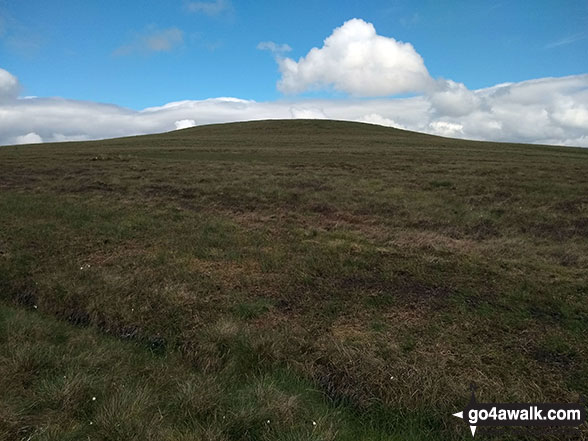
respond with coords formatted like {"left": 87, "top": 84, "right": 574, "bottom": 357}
{"left": 452, "top": 384, "right": 586, "bottom": 437}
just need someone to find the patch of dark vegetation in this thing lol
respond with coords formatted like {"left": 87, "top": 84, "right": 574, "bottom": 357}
{"left": 69, "top": 180, "right": 116, "bottom": 193}
{"left": 0, "top": 174, "right": 40, "bottom": 190}
{"left": 313, "top": 357, "right": 368, "bottom": 408}
{"left": 528, "top": 305, "right": 564, "bottom": 323}
{"left": 0, "top": 256, "right": 38, "bottom": 308}
{"left": 231, "top": 299, "right": 273, "bottom": 320}
{"left": 147, "top": 335, "right": 167, "bottom": 355}
{"left": 90, "top": 153, "right": 136, "bottom": 161}
{"left": 521, "top": 219, "right": 586, "bottom": 240}
{"left": 14, "top": 285, "right": 37, "bottom": 309}
{"left": 65, "top": 308, "right": 91, "bottom": 326}
{"left": 468, "top": 217, "right": 500, "bottom": 239}
{"left": 533, "top": 339, "right": 578, "bottom": 368}
{"left": 428, "top": 180, "right": 454, "bottom": 189}
{"left": 572, "top": 217, "right": 588, "bottom": 235}
{"left": 553, "top": 198, "right": 588, "bottom": 214}
{"left": 142, "top": 183, "right": 199, "bottom": 200}
{"left": 309, "top": 202, "right": 336, "bottom": 214}
{"left": 390, "top": 272, "right": 454, "bottom": 306}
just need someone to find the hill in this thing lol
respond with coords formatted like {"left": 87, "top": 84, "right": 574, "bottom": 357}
{"left": 1, "top": 120, "right": 588, "bottom": 440}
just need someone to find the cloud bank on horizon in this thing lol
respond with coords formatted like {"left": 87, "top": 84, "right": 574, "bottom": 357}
{"left": 1, "top": 19, "right": 587, "bottom": 147}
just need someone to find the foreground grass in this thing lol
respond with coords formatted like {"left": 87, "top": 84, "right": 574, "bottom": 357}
{"left": 4, "top": 303, "right": 434, "bottom": 441}
{"left": 1, "top": 120, "right": 587, "bottom": 439}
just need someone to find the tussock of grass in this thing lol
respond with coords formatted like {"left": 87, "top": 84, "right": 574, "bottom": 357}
{"left": 1, "top": 120, "right": 587, "bottom": 439}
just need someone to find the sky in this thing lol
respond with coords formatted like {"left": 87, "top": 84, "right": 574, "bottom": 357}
{"left": 0, "top": 0, "right": 587, "bottom": 146}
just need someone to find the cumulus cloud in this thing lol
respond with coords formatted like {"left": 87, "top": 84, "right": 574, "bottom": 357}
{"left": 185, "top": 0, "right": 232, "bottom": 16}
{"left": 0, "top": 68, "right": 20, "bottom": 101}
{"left": 276, "top": 18, "right": 432, "bottom": 96}
{"left": 114, "top": 27, "right": 184, "bottom": 55}
{"left": 15, "top": 132, "right": 42, "bottom": 144}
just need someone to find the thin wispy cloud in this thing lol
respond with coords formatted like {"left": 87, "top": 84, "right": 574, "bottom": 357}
{"left": 0, "top": 11, "right": 42, "bottom": 56}
{"left": 399, "top": 12, "right": 421, "bottom": 28}
{"left": 144, "top": 28, "right": 183, "bottom": 51}
{"left": 114, "top": 27, "right": 184, "bottom": 56}
{"left": 545, "top": 32, "right": 586, "bottom": 49}
{"left": 185, "top": 0, "right": 232, "bottom": 16}
{"left": 257, "top": 41, "right": 292, "bottom": 55}
{"left": 5, "top": 34, "right": 42, "bottom": 55}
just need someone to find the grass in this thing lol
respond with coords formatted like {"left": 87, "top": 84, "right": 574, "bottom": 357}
{"left": 1, "top": 119, "right": 587, "bottom": 440}
{"left": 1, "top": 303, "right": 402, "bottom": 441}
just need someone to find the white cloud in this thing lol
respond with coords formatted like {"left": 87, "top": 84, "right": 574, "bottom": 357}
{"left": 175, "top": 119, "right": 196, "bottom": 130}
{"left": 114, "top": 27, "right": 184, "bottom": 55}
{"left": 429, "top": 121, "right": 464, "bottom": 138}
{"left": 0, "top": 68, "right": 20, "bottom": 101}
{"left": 277, "top": 18, "right": 432, "bottom": 96}
{"left": 5, "top": 18, "right": 585, "bottom": 148}
{"left": 551, "top": 103, "right": 588, "bottom": 129}
{"left": 257, "top": 41, "right": 292, "bottom": 55}
{"left": 429, "top": 79, "right": 482, "bottom": 117}
{"left": 185, "top": 0, "right": 232, "bottom": 16}
{"left": 51, "top": 133, "right": 90, "bottom": 142}
{"left": 1, "top": 65, "right": 587, "bottom": 148}
{"left": 15, "top": 132, "right": 42, "bottom": 144}
{"left": 289, "top": 107, "right": 327, "bottom": 119}
{"left": 145, "top": 28, "right": 184, "bottom": 52}
{"left": 359, "top": 114, "right": 406, "bottom": 129}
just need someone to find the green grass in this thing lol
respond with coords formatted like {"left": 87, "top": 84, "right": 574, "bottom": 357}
{"left": 0, "top": 304, "right": 407, "bottom": 441}
{"left": 1, "top": 119, "right": 587, "bottom": 440}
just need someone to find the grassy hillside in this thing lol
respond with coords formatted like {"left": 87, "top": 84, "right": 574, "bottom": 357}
{"left": 1, "top": 120, "right": 587, "bottom": 440}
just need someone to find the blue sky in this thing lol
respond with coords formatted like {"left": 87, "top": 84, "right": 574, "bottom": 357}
{"left": 1, "top": 0, "right": 587, "bottom": 108}
{"left": 0, "top": 0, "right": 587, "bottom": 146}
